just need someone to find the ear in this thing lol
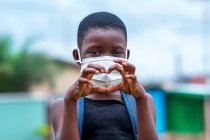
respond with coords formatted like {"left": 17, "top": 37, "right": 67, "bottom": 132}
{"left": 126, "top": 49, "right": 130, "bottom": 60}
{"left": 72, "top": 48, "right": 81, "bottom": 66}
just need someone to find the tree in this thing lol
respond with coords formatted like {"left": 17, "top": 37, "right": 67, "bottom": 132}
{"left": 0, "top": 35, "right": 63, "bottom": 92}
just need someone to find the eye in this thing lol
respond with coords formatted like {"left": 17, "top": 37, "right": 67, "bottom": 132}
{"left": 89, "top": 50, "right": 101, "bottom": 57}
{"left": 112, "top": 50, "right": 124, "bottom": 57}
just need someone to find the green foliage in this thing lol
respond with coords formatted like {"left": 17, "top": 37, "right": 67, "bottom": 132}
{"left": 0, "top": 35, "right": 64, "bottom": 92}
{"left": 34, "top": 124, "right": 51, "bottom": 136}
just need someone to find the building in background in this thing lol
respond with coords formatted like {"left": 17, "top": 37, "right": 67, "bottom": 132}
{"left": 30, "top": 61, "right": 80, "bottom": 97}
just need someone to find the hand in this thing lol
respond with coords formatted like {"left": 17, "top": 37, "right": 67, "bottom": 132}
{"left": 64, "top": 64, "right": 108, "bottom": 102}
{"left": 107, "top": 59, "right": 147, "bottom": 99}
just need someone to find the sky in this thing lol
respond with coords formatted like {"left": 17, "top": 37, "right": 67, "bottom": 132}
{"left": 0, "top": 0, "right": 210, "bottom": 83}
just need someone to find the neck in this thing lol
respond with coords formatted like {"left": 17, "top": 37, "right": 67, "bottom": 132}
{"left": 86, "top": 90, "right": 123, "bottom": 102}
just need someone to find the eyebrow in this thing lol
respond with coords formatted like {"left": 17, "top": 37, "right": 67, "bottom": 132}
{"left": 84, "top": 44, "right": 102, "bottom": 53}
{"left": 112, "top": 44, "right": 125, "bottom": 50}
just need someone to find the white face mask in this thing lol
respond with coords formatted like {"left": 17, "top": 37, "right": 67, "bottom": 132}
{"left": 75, "top": 49, "right": 128, "bottom": 87}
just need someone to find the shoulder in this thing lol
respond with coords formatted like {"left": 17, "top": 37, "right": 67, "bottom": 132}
{"left": 147, "top": 93, "right": 154, "bottom": 104}
{"left": 51, "top": 98, "right": 64, "bottom": 112}
{"left": 51, "top": 98, "right": 65, "bottom": 120}
{"left": 50, "top": 98, "right": 64, "bottom": 136}
{"left": 146, "top": 93, "right": 155, "bottom": 110}
{"left": 51, "top": 98, "right": 64, "bottom": 120}
{"left": 132, "top": 93, "right": 156, "bottom": 124}
{"left": 146, "top": 93, "right": 156, "bottom": 124}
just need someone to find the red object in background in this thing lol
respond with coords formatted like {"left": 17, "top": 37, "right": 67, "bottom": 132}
{"left": 189, "top": 76, "right": 206, "bottom": 84}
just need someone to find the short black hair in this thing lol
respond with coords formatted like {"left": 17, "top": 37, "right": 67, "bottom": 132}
{"left": 77, "top": 12, "right": 127, "bottom": 48}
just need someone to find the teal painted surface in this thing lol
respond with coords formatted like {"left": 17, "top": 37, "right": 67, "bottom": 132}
{"left": 0, "top": 99, "right": 47, "bottom": 140}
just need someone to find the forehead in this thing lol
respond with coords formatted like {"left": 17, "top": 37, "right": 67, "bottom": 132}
{"left": 81, "top": 28, "right": 126, "bottom": 49}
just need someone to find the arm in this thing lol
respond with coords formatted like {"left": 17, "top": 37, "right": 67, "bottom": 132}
{"left": 61, "top": 99, "right": 79, "bottom": 140}
{"left": 51, "top": 99, "right": 79, "bottom": 140}
{"left": 107, "top": 59, "right": 158, "bottom": 140}
{"left": 51, "top": 99, "right": 65, "bottom": 140}
{"left": 51, "top": 64, "right": 107, "bottom": 140}
{"left": 136, "top": 93, "right": 157, "bottom": 140}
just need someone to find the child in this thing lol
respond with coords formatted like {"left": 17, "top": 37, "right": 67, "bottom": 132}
{"left": 51, "top": 12, "right": 158, "bottom": 140}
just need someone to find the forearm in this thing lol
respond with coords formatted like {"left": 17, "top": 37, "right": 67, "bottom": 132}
{"left": 136, "top": 94, "right": 158, "bottom": 140}
{"left": 60, "top": 100, "right": 80, "bottom": 140}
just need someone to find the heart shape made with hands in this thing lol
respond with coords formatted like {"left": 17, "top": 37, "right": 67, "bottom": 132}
{"left": 90, "top": 66, "right": 123, "bottom": 88}
{"left": 81, "top": 56, "right": 126, "bottom": 92}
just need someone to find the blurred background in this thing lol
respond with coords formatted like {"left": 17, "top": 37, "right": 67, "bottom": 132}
{"left": 0, "top": 0, "right": 210, "bottom": 140}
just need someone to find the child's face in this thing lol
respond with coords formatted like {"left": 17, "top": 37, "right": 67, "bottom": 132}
{"left": 80, "top": 29, "right": 127, "bottom": 60}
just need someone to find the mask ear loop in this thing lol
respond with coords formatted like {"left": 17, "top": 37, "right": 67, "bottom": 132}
{"left": 74, "top": 48, "right": 84, "bottom": 73}
{"left": 125, "top": 49, "right": 128, "bottom": 61}
{"left": 74, "top": 48, "right": 82, "bottom": 64}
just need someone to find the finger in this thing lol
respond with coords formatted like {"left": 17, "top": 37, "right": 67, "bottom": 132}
{"left": 78, "top": 77, "right": 91, "bottom": 85}
{"left": 108, "top": 63, "right": 124, "bottom": 74}
{"left": 78, "top": 77, "right": 91, "bottom": 93}
{"left": 106, "top": 83, "right": 122, "bottom": 93}
{"left": 113, "top": 58, "right": 127, "bottom": 65}
{"left": 82, "top": 67, "right": 99, "bottom": 75}
{"left": 71, "top": 78, "right": 90, "bottom": 99}
{"left": 87, "top": 63, "right": 107, "bottom": 73}
{"left": 125, "top": 75, "right": 137, "bottom": 88}
{"left": 90, "top": 86, "right": 107, "bottom": 93}
{"left": 125, "top": 74, "right": 137, "bottom": 83}
{"left": 81, "top": 68, "right": 99, "bottom": 80}
{"left": 115, "top": 61, "right": 136, "bottom": 74}
{"left": 125, "top": 75, "right": 138, "bottom": 94}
